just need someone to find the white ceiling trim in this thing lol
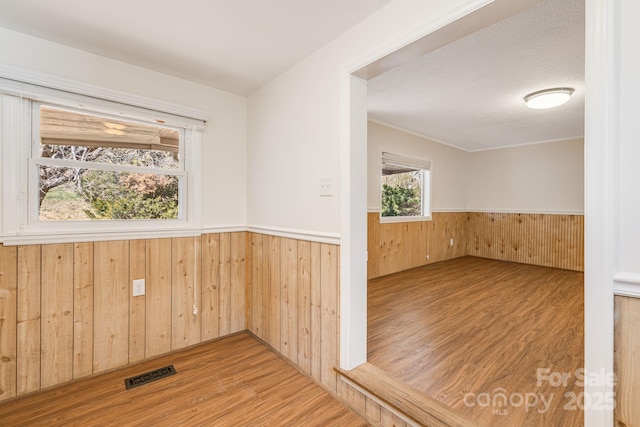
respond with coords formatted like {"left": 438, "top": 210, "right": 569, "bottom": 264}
{"left": 368, "top": 118, "right": 470, "bottom": 152}
{"left": 468, "top": 134, "right": 585, "bottom": 152}
{"left": 370, "top": 117, "right": 584, "bottom": 153}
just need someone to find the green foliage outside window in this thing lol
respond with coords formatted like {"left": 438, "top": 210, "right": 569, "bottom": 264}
{"left": 381, "top": 170, "right": 422, "bottom": 217}
{"left": 80, "top": 171, "right": 179, "bottom": 220}
{"left": 38, "top": 145, "right": 180, "bottom": 221}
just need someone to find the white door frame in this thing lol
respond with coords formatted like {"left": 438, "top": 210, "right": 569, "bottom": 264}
{"left": 339, "top": 0, "right": 615, "bottom": 425}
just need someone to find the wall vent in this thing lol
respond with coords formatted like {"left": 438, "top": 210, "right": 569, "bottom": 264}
{"left": 124, "top": 365, "right": 177, "bottom": 390}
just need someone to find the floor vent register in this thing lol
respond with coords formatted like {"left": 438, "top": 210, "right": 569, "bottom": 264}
{"left": 124, "top": 365, "right": 177, "bottom": 390}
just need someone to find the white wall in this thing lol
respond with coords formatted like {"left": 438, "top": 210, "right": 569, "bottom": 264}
{"left": 367, "top": 121, "right": 469, "bottom": 211}
{"left": 468, "top": 139, "right": 584, "bottom": 213}
{"left": 367, "top": 122, "right": 584, "bottom": 214}
{"left": 246, "top": 57, "right": 341, "bottom": 235}
{"left": 0, "top": 27, "right": 247, "bottom": 229}
{"left": 247, "top": 0, "right": 455, "bottom": 235}
{"left": 616, "top": 0, "right": 640, "bottom": 279}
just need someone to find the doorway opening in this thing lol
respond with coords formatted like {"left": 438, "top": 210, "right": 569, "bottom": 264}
{"left": 339, "top": 0, "right": 614, "bottom": 424}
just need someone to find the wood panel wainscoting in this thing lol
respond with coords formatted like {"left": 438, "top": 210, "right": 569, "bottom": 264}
{"left": 467, "top": 212, "right": 584, "bottom": 272}
{"left": 0, "top": 233, "right": 246, "bottom": 402}
{"left": 368, "top": 211, "right": 584, "bottom": 279}
{"left": 246, "top": 233, "right": 340, "bottom": 394}
{"left": 367, "top": 212, "right": 468, "bottom": 279}
{"left": 615, "top": 295, "right": 640, "bottom": 426}
{"left": 0, "top": 230, "right": 425, "bottom": 427}
{"left": 244, "top": 233, "right": 447, "bottom": 427}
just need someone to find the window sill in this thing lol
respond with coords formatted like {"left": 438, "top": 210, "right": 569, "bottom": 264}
{"left": 379, "top": 215, "right": 432, "bottom": 224}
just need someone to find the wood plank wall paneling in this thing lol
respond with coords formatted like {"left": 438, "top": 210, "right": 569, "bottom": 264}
{"left": 0, "top": 245, "right": 17, "bottom": 401}
{"left": 337, "top": 376, "right": 416, "bottom": 427}
{"left": 73, "top": 242, "right": 93, "bottom": 379}
{"left": 268, "top": 236, "right": 281, "bottom": 352}
{"left": 281, "top": 238, "right": 298, "bottom": 362}
{"left": 201, "top": 234, "right": 220, "bottom": 341}
{"left": 248, "top": 233, "right": 262, "bottom": 338}
{"left": 320, "top": 244, "right": 339, "bottom": 392}
{"left": 218, "top": 234, "right": 231, "bottom": 337}
{"left": 93, "top": 240, "right": 130, "bottom": 373}
{"left": 246, "top": 234, "right": 339, "bottom": 393}
{"left": 297, "top": 240, "right": 312, "bottom": 375}
{"left": 230, "top": 232, "right": 246, "bottom": 333}
{"left": 128, "top": 240, "right": 146, "bottom": 364}
{"left": 16, "top": 245, "right": 40, "bottom": 394}
{"left": 145, "top": 238, "right": 172, "bottom": 358}
{"left": 368, "top": 211, "right": 584, "bottom": 279}
{"left": 41, "top": 244, "right": 74, "bottom": 388}
{"left": 0, "top": 232, "right": 246, "bottom": 402}
{"left": 615, "top": 295, "right": 640, "bottom": 426}
{"left": 467, "top": 212, "right": 584, "bottom": 272}
{"left": 427, "top": 212, "right": 468, "bottom": 263}
{"left": 310, "top": 242, "right": 322, "bottom": 380}
{"left": 367, "top": 212, "right": 467, "bottom": 279}
{"left": 171, "top": 237, "right": 201, "bottom": 350}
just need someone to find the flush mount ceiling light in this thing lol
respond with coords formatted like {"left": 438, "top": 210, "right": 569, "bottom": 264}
{"left": 524, "top": 87, "right": 574, "bottom": 109}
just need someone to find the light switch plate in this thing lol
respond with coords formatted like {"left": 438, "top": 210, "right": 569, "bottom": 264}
{"left": 319, "top": 177, "right": 334, "bottom": 197}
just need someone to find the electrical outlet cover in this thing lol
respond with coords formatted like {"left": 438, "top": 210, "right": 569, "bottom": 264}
{"left": 133, "top": 279, "right": 145, "bottom": 297}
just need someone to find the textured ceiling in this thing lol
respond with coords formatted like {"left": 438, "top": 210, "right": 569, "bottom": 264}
{"left": 367, "top": 0, "right": 585, "bottom": 151}
{"left": 0, "top": 0, "right": 393, "bottom": 95}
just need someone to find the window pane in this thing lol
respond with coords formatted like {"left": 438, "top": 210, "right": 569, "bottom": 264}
{"left": 39, "top": 165, "right": 179, "bottom": 221}
{"left": 39, "top": 106, "right": 180, "bottom": 169}
{"left": 381, "top": 170, "right": 423, "bottom": 217}
{"left": 40, "top": 144, "right": 179, "bottom": 169}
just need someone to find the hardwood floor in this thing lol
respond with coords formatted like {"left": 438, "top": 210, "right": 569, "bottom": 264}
{"left": 0, "top": 332, "right": 367, "bottom": 427}
{"left": 368, "top": 256, "right": 584, "bottom": 427}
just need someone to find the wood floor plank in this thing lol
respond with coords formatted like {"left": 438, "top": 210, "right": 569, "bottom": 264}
{"left": 368, "top": 256, "right": 584, "bottom": 427}
{"left": 0, "top": 333, "right": 368, "bottom": 427}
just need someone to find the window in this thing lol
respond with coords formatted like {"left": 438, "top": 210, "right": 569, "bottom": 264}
{"left": 380, "top": 152, "right": 431, "bottom": 222}
{"left": 35, "top": 106, "right": 182, "bottom": 222}
{"left": 1, "top": 77, "right": 205, "bottom": 244}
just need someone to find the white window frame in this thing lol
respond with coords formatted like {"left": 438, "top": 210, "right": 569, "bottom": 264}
{"left": 0, "top": 75, "right": 206, "bottom": 245}
{"left": 380, "top": 151, "right": 432, "bottom": 223}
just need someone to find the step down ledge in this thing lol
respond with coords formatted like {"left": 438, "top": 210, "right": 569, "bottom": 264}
{"left": 336, "top": 363, "right": 482, "bottom": 427}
